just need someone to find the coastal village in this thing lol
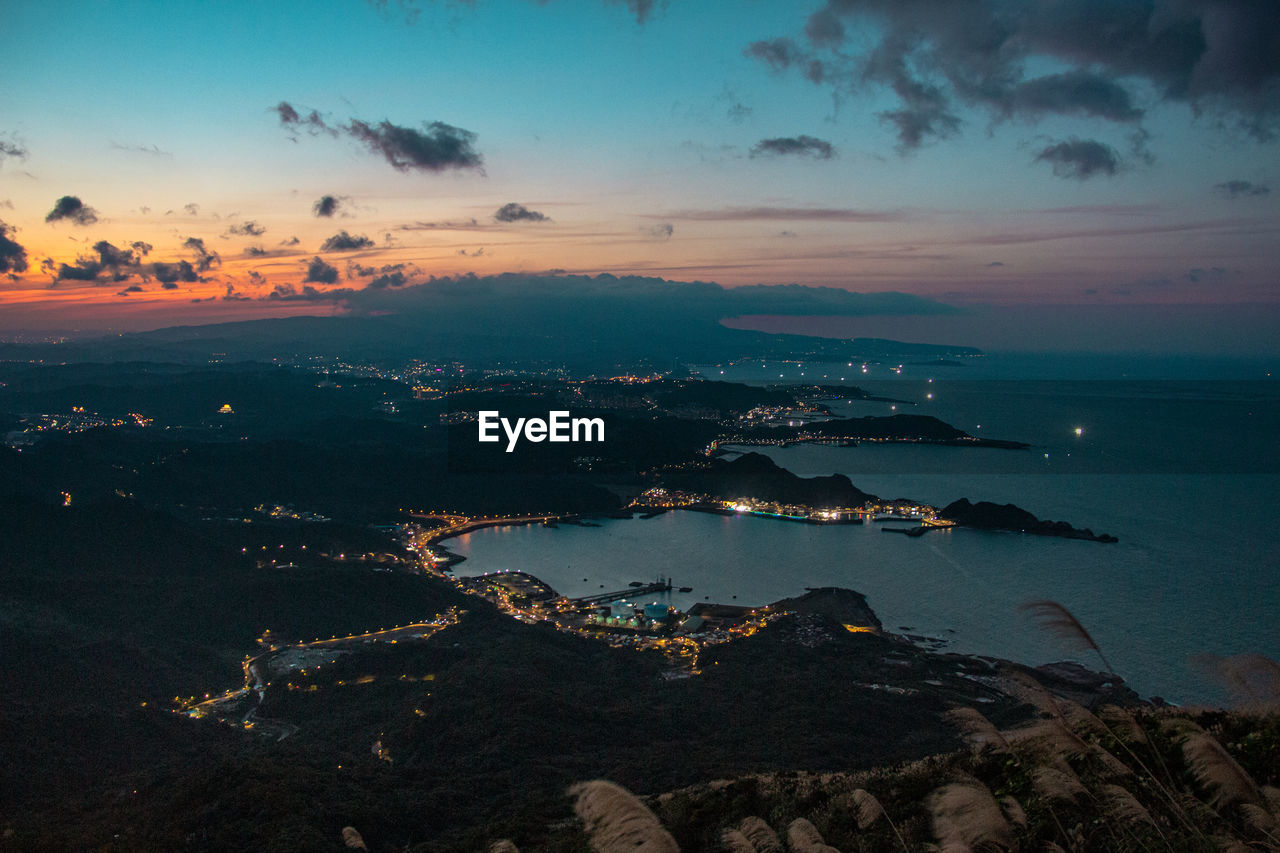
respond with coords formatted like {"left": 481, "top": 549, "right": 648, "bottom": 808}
{"left": 399, "top": 491, "right": 955, "bottom": 671}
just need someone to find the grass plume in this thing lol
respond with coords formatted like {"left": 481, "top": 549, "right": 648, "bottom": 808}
{"left": 1020, "top": 599, "right": 1115, "bottom": 674}
{"left": 1100, "top": 783, "right": 1155, "bottom": 826}
{"left": 569, "top": 780, "right": 680, "bottom": 853}
{"left": 1192, "top": 652, "right": 1280, "bottom": 710}
{"left": 1098, "top": 704, "right": 1150, "bottom": 745}
{"left": 999, "top": 796, "right": 1027, "bottom": 830}
{"left": 720, "top": 828, "right": 756, "bottom": 852}
{"left": 945, "top": 707, "right": 1008, "bottom": 753}
{"left": 1031, "top": 760, "right": 1088, "bottom": 803}
{"left": 737, "top": 816, "right": 781, "bottom": 852}
{"left": 1179, "top": 731, "right": 1262, "bottom": 811}
{"left": 785, "top": 817, "right": 839, "bottom": 852}
{"left": 927, "top": 779, "right": 1016, "bottom": 852}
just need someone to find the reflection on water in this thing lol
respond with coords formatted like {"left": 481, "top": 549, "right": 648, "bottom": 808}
{"left": 451, "top": 376, "right": 1279, "bottom": 706}
{"left": 448, "top": 472, "right": 1277, "bottom": 707}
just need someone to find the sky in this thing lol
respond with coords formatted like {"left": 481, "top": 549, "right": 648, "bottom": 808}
{"left": 1, "top": 0, "right": 1277, "bottom": 353}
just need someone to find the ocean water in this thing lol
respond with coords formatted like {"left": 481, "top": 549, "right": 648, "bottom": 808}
{"left": 446, "top": 362, "right": 1280, "bottom": 706}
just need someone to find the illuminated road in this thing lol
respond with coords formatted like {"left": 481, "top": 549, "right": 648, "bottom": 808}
{"left": 179, "top": 608, "right": 462, "bottom": 737}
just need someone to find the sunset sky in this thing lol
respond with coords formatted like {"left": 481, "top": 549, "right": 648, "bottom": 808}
{"left": 1, "top": 0, "right": 1277, "bottom": 351}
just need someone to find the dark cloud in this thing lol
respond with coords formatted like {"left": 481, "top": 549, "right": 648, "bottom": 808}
{"left": 1007, "top": 71, "right": 1143, "bottom": 122}
{"left": 1034, "top": 138, "right": 1122, "bottom": 180}
{"left": 349, "top": 118, "right": 483, "bottom": 172}
{"left": 336, "top": 272, "right": 959, "bottom": 320}
{"left": 226, "top": 220, "right": 266, "bottom": 237}
{"left": 1214, "top": 179, "right": 1270, "bottom": 198}
{"left": 304, "top": 256, "right": 340, "bottom": 284}
{"left": 0, "top": 221, "right": 29, "bottom": 274}
{"left": 348, "top": 261, "right": 411, "bottom": 279}
{"left": 749, "top": 135, "right": 836, "bottom": 159}
{"left": 650, "top": 206, "right": 902, "bottom": 222}
{"left": 117, "top": 285, "right": 144, "bottom": 295}
{"left": 264, "top": 282, "right": 354, "bottom": 302}
{"left": 320, "top": 230, "right": 375, "bottom": 251}
{"left": 986, "top": 261, "right": 1005, "bottom": 267}
{"left": 368, "top": 270, "right": 408, "bottom": 288}
{"left": 494, "top": 203, "right": 550, "bottom": 223}
{"left": 266, "top": 283, "right": 323, "bottom": 301}
{"left": 183, "top": 203, "right": 200, "bottom": 216}
{"left": 274, "top": 102, "right": 337, "bottom": 137}
{"left": 275, "top": 100, "right": 484, "bottom": 173}
{"left": 804, "top": 7, "right": 845, "bottom": 47}
{"left": 150, "top": 260, "right": 199, "bottom": 284}
{"left": 51, "top": 239, "right": 150, "bottom": 283}
{"left": 280, "top": 236, "right": 301, "bottom": 246}
{"left": 395, "top": 218, "right": 484, "bottom": 231}
{"left": 183, "top": 236, "right": 221, "bottom": 271}
{"left": 749, "top": 0, "right": 1280, "bottom": 151}
{"left": 92, "top": 241, "right": 145, "bottom": 279}
{"left": 55, "top": 261, "right": 102, "bottom": 282}
{"left": 45, "top": 196, "right": 99, "bottom": 226}
{"left": 645, "top": 223, "right": 674, "bottom": 240}
{"left": 745, "top": 38, "right": 828, "bottom": 84}
{"left": 0, "top": 134, "right": 27, "bottom": 167}
{"left": 223, "top": 284, "right": 251, "bottom": 302}
{"left": 313, "top": 194, "right": 344, "bottom": 217}
{"left": 160, "top": 281, "right": 178, "bottom": 290}
{"left": 611, "top": 0, "right": 662, "bottom": 24}
{"left": 244, "top": 246, "right": 269, "bottom": 256}
{"left": 110, "top": 141, "right": 172, "bottom": 158}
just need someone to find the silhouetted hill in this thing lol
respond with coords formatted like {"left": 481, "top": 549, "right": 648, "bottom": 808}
{"left": 941, "top": 498, "right": 1118, "bottom": 542}
{"left": 0, "top": 274, "right": 980, "bottom": 370}
{"left": 662, "top": 452, "right": 877, "bottom": 506}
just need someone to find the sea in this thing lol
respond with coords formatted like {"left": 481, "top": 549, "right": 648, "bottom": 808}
{"left": 446, "top": 353, "right": 1280, "bottom": 706}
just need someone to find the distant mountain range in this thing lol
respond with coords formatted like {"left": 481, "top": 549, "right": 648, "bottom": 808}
{"left": 0, "top": 274, "right": 980, "bottom": 369}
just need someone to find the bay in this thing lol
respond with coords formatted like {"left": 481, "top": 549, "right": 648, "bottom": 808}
{"left": 447, "top": 369, "right": 1280, "bottom": 706}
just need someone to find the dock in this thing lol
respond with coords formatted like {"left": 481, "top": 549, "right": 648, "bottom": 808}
{"left": 572, "top": 578, "right": 673, "bottom": 605}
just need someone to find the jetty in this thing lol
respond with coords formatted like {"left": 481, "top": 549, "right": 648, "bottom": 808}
{"left": 572, "top": 577, "right": 673, "bottom": 605}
